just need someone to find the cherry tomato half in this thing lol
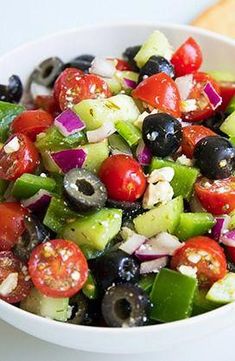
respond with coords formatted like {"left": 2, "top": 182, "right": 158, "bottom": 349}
{"left": 182, "top": 72, "right": 220, "bottom": 122}
{"left": 171, "top": 236, "right": 227, "bottom": 288}
{"left": 132, "top": 73, "right": 181, "bottom": 118}
{"left": 11, "top": 110, "right": 53, "bottom": 141}
{"left": 171, "top": 37, "right": 202, "bottom": 77}
{"left": 195, "top": 177, "right": 235, "bottom": 215}
{"left": 181, "top": 125, "right": 216, "bottom": 158}
{"left": 28, "top": 239, "right": 88, "bottom": 298}
{"left": 0, "top": 202, "right": 27, "bottom": 251}
{"left": 0, "top": 134, "right": 39, "bottom": 181}
{"left": 0, "top": 251, "right": 31, "bottom": 303}
{"left": 99, "top": 154, "right": 146, "bottom": 202}
{"left": 114, "top": 59, "right": 133, "bottom": 71}
{"left": 218, "top": 81, "right": 235, "bottom": 112}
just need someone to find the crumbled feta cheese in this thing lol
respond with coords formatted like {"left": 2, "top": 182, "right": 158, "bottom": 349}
{"left": 4, "top": 137, "right": 20, "bottom": 154}
{"left": 40, "top": 173, "right": 47, "bottom": 178}
{"left": 0, "top": 273, "right": 18, "bottom": 296}
{"left": 148, "top": 167, "right": 175, "bottom": 184}
{"left": 120, "top": 227, "right": 135, "bottom": 241}
{"left": 176, "top": 154, "right": 194, "bottom": 167}
{"left": 187, "top": 253, "right": 202, "bottom": 264}
{"left": 180, "top": 99, "right": 197, "bottom": 112}
{"left": 143, "top": 181, "right": 174, "bottom": 209}
{"left": 178, "top": 265, "right": 197, "bottom": 278}
{"left": 71, "top": 271, "right": 80, "bottom": 281}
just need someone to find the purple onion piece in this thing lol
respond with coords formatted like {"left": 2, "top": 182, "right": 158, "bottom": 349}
{"left": 220, "top": 230, "right": 235, "bottom": 247}
{"left": 123, "top": 78, "right": 137, "bottom": 89}
{"left": 22, "top": 189, "right": 52, "bottom": 213}
{"left": 51, "top": 148, "right": 87, "bottom": 173}
{"left": 54, "top": 109, "right": 85, "bottom": 136}
{"left": 203, "top": 81, "right": 222, "bottom": 110}
{"left": 211, "top": 215, "right": 230, "bottom": 241}
{"left": 136, "top": 140, "right": 152, "bottom": 166}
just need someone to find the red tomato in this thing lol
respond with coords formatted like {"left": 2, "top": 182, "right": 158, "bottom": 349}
{"left": 0, "top": 251, "right": 31, "bottom": 303}
{"left": 171, "top": 37, "right": 202, "bottom": 77}
{"left": 115, "top": 59, "right": 133, "bottom": 71}
{"left": 218, "top": 82, "right": 235, "bottom": 112}
{"left": 171, "top": 236, "right": 227, "bottom": 288}
{"left": 34, "top": 95, "right": 60, "bottom": 117}
{"left": 181, "top": 125, "right": 216, "bottom": 158}
{"left": 195, "top": 177, "right": 235, "bottom": 215}
{"left": 28, "top": 239, "right": 88, "bottom": 298}
{"left": 0, "top": 134, "right": 39, "bottom": 181}
{"left": 182, "top": 72, "right": 220, "bottom": 122}
{"left": 0, "top": 202, "right": 27, "bottom": 251}
{"left": 132, "top": 73, "right": 181, "bottom": 118}
{"left": 53, "top": 67, "right": 84, "bottom": 105}
{"left": 99, "top": 154, "right": 146, "bottom": 202}
{"left": 11, "top": 110, "right": 53, "bottom": 141}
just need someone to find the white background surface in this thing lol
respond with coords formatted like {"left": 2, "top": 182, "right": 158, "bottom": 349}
{"left": 0, "top": 0, "right": 232, "bottom": 360}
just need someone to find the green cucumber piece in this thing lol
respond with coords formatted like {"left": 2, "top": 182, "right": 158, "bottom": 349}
{"left": 208, "top": 70, "right": 235, "bottom": 82}
{"left": 82, "top": 271, "right": 98, "bottom": 299}
{"left": 62, "top": 208, "right": 122, "bottom": 251}
{"left": 150, "top": 157, "right": 199, "bottom": 201}
{"left": 115, "top": 71, "right": 138, "bottom": 93}
{"left": 226, "top": 96, "right": 235, "bottom": 115}
{"left": 0, "top": 101, "right": 24, "bottom": 142}
{"left": 79, "top": 245, "right": 104, "bottom": 260}
{"left": 206, "top": 273, "right": 235, "bottom": 304}
{"left": 11, "top": 173, "right": 56, "bottom": 199}
{"left": 176, "top": 212, "right": 215, "bottom": 241}
{"left": 192, "top": 288, "right": 221, "bottom": 316}
{"left": 0, "top": 179, "right": 8, "bottom": 196}
{"left": 220, "top": 111, "right": 235, "bottom": 137}
{"left": 134, "top": 30, "right": 173, "bottom": 68}
{"left": 20, "top": 288, "right": 69, "bottom": 321}
{"left": 73, "top": 94, "right": 140, "bottom": 130}
{"left": 108, "top": 134, "right": 132, "bottom": 155}
{"left": 106, "top": 76, "right": 122, "bottom": 95}
{"left": 133, "top": 196, "right": 183, "bottom": 238}
{"left": 150, "top": 268, "right": 197, "bottom": 322}
{"left": 82, "top": 139, "right": 109, "bottom": 174}
{"left": 41, "top": 151, "right": 61, "bottom": 173}
{"left": 115, "top": 120, "right": 141, "bottom": 147}
{"left": 229, "top": 210, "right": 235, "bottom": 230}
{"left": 138, "top": 274, "right": 156, "bottom": 294}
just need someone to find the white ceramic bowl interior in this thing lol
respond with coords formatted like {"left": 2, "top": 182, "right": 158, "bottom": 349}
{"left": 1, "top": 22, "right": 235, "bottom": 354}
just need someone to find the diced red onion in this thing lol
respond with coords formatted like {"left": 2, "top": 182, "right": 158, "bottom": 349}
{"left": 136, "top": 140, "right": 152, "bottom": 166}
{"left": 203, "top": 81, "right": 222, "bottom": 110}
{"left": 140, "top": 256, "right": 168, "bottom": 274}
{"left": 135, "top": 232, "right": 182, "bottom": 261}
{"left": 90, "top": 57, "right": 116, "bottom": 78}
{"left": 211, "top": 215, "right": 230, "bottom": 241}
{"left": 123, "top": 78, "right": 137, "bottom": 89}
{"left": 54, "top": 109, "right": 85, "bottom": 137}
{"left": 51, "top": 148, "right": 87, "bottom": 173}
{"left": 119, "top": 233, "right": 146, "bottom": 255}
{"left": 220, "top": 230, "right": 235, "bottom": 247}
{"left": 22, "top": 189, "right": 52, "bottom": 213}
{"left": 175, "top": 74, "right": 194, "bottom": 100}
{"left": 86, "top": 122, "right": 116, "bottom": 143}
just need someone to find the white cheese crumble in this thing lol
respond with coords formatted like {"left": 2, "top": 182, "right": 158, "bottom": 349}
{"left": 4, "top": 136, "right": 20, "bottom": 154}
{"left": 180, "top": 99, "right": 197, "bottom": 113}
{"left": 147, "top": 167, "right": 175, "bottom": 184}
{"left": 178, "top": 265, "right": 197, "bottom": 278}
{"left": 176, "top": 154, "right": 194, "bottom": 167}
{"left": 187, "top": 253, "right": 202, "bottom": 264}
{"left": 0, "top": 273, "right": 18, "bottom": 296}
{"left": 143, "top": 181, "right": 174, "bottom": 209}
{"left": 89, "top": 57, "right": 116, "bottom": 78}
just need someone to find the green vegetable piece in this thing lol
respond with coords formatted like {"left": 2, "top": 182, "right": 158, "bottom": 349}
{"left": 82, "top": 139, "right": 109, "bottom": 174}
{"left": 79, "top": 245, "right": 104, "bottom": 260}
{"left": 206, "top": 273, "right": 235, "bottom": 304}
{"left": 0, "top": 101, "right": 24, "bottom": 142}
{"left": 0, "top": 179, "right": 8, "bottom": 196}
{"left": 82, "top": 271, "right": 98, "bottom": 299}
{"left": 115, "top": 71, "right": 139, "bottom": 94}
{"left": 229, "top": 210, "right": 235, "bottom": 230}
{"left": 106, "top": 76, "right": 122, "bottom": 95}
{"left": 138, "top": 274, "right": 156, "bottom": 294}
{"left": 133, "top": 196, "right": 183, "bottom": 238}
{"left": 192, "top": 288, "right": 221, "bottom": 316}
{"left": 226, "top": 96, "right": 235, "bottom": 115}
{"left": 36, "top": 126, "right": 85, "bottom": 152}
{"left": 115, "top": 120, "right": 142, "bottom": 147}
{"left": 11, "top": 173, "right": 56, "bottom": 199}
{"left": 208, "top": 70, "right": 235, "bottom": 82}
{"left": 150, "top": 157, "right": 199, "bottom": 201}
{"left": 43, "top": 197, "right": 77, "bottom": 233}
{"left": 62, "top": 208, "right": 122, "bottom": 251}
{"left": 73, "top": 94, "right": 140, "bottom": 130}
{"left": 150, "top": 268, "right": 197, "bottom": 322}
{"left": 108, "top": 134, "right": 132, "bottom": 155}
{"left": 176, "top": 212, "right": 215, "bottom": 241}
{"left": 134, "top": 30, "right": 173, "bottom": 68}
{"left": 20, "top": 288, "right": 69, "bottom": 322}
{"left": 220, "top": 111, "right": 235, "bottom": 137}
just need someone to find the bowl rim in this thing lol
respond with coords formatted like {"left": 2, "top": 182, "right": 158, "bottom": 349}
{"left": 1, "top": 21, "right": 235, "bottom": 334}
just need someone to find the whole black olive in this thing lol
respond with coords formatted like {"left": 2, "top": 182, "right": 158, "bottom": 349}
{"left": 138, "top": 55, "right": 175, "bottom": 83}
{"left": 64, "top": 168, "right": 107, "bottom": 212}
{"left": 62, "top": 54, "right": 95, "bottom": 73}
{"left": 106, "top": 199, "right": 143, "bottom": 220}
{"left": 13, "top": 215, "right": 50, "bottom": 262}
{"left": 142, "top": 113, "right": 182, "bottom": 157}
{"left": 123, "top": 45, "right": 141, "bottom": 71}
{"left": 202, "top": 111, "right": 227, "bottom": 137}
{"left": 0, "top": 75, "right": 23, "bottom": 103}
{"left": 194, "top": 136, "right": 235, "bottom": 179}
{"left": 91, "top": 249, "right": 140, "bottom": 292}
{"left": 68, "top": 294, "right": 88, "bottom": 325}
{"left": 101, "top": 283, "right": 150, "bottom": 327}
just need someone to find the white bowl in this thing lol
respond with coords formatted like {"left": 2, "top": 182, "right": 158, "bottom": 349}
{"left": 1, "top": 22, "right": 235, "bottom": 354}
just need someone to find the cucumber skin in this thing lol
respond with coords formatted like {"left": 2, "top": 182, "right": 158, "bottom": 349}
{"left": 175, "top": 212, "right": 215, "bottom": 241}
{"left": 206, "top": 273, "right": 235, "bottom": 304}
{"left": 220, "top": 111, "right": 235, "bottom": 137}
{"left": 82, "top": 139, "right": 109, "bottom": 174}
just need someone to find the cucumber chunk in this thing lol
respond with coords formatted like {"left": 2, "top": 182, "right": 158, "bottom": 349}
{"left": 206, "top": 273, "right": 235, "bottom": 304}
{"left": 73, "top": 94, "right": 140, "bottom": 130}
{"left": 133, "top": 196, "right": 183, "bottom": 238}
{"left": 134, "top": 30, "right": 173, "bottom": 68}
{"left": 61, "top": 208, "right": 122, "bottom": 251}
{"left": 226, "top": 96, "right": 235, "bottom": 115}
{"left": 176, "top": 212, "right": 215, "bottom": 241}
{"left": 82, "top": 139, "right": 109, "bottom": 174}
{"left": 192, "top": 288, "right": 221, "bottom": 316}
{"left": 220, "top": 111, "right": 235, "bottom": 137}
{"left": 20, "top": 288, "right": 69, "bottom": 321}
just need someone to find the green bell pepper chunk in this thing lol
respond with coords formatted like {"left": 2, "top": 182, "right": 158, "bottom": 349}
{"left": 43, "top": 197, "right": 77, "bottom": 233}
{"left": 192, "top": 288, "right": 221, "bottom": 316}
{"left": 108, "top": 134, "right": 132, "bottom": 155}
{"left": 0, "top": 101, "right": 24, "bottom": 142}
{"left": 115, "top": 120, "right": 142, "bottom": 147}
{"left": 138, "top": 274, "right": 155, "bottom": 294}
{"left": 82, "top": 272, "right": 98, "bottom": 299}
{"left": 226, "top": 96, "right": 235, "bottom": 115}
{"left": 175, "top": 212, "right": 215, "bottom": 241}
{"left": 0, "top": 179, "right": 8, "bottom": 197}
{"left": 11, "top": 173, "right": 56, "bottom": 199}
{"left": 150, "top": 268, "right": 197, "bottom": 322}
{"left": 220, "top": 111, "right": 235, "bottom": 137}
{"left": 150, "top": 158, "right": 199, "bottom": 201}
